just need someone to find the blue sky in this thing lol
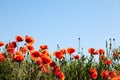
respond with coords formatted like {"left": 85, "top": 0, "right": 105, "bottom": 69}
{"left": 0, "top": 0, "right": 120, "bottom": 56}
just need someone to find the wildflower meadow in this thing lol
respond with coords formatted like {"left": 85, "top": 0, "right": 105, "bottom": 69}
{"left": 0, "top": 35, "right": 120, "bottom": 80}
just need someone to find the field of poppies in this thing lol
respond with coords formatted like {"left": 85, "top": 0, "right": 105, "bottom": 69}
{"left": 0, "top": 35, "right": 120, "bottom": 80}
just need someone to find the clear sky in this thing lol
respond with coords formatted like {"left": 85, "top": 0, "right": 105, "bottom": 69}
{"left": 0, "top": 0, "right": 120, "bottom": 57}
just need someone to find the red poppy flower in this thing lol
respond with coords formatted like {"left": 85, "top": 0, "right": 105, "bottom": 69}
{"left": 105, "top": 59, "right": 112, "bottom": 65}
{"left": 74, "top": 55, "right": 80, "bottom": 59}
{"left": 101, "top": 70, "right": 110, "bottom": 79}
{"left": 6, "top": 41, "right": 16, "bottom": 49}
{"left": 40, "top": 45, "right": 48, "bottom": 50}
{"left": 60, "top": 49, "right": 66, "bottom": 54}
{"left": 26, "top": 45, "right": 34, "bottom": 51}
{"left": 54, "top": 66, "right": 60, "bottom": 70}
{"left": 98, "top": 49, "right": 105, "bottom": 55}
{"left": 57, "top": 72, "right": 65, "bottom": 80}
{"left": 89, "top": 68, "right": 98, "bottom": 79}
{"left": 42, "top": 50, "right": 50, "bottom": 57}
{"left": 67, "top": 47, "right": 75, "bottom": 54}
{"left": 7, "top": 48, "right": 15, "bottom": 55}
{"left": 50, "top": 61, "right": 56, "bottom": 67}
{"left": 11, "top": 41, "right": 17, "bottom": 48}
{"left": 0, "top": 53, "right": 6, "bottom": 61}
{"left": 54, "top": 51, "right": 64, "bottom": 59}
{"left": 15, "top": 35, "right": 24, "bottom": 42}
{"left": 109, "top": 71, "right": 117, "bottom": 78}
{"left": 19, "top": 47, "right": 28, "bottom": 54}
{"left": 54, "top": 66, "right": 60, "bottom": 75}
{"left": 30, "top": 51, "right": 41, "bottom": 60}
{"left": 0, "top": 41, "right": 4, "bottom": 47}
{"left": 25, "top": 35, "right": 34, "bottom": 45}
{"left": 88, "top": 48, "right": 95, "bottom": 54}
{"left": 35, "top": 58, "right": 42, "bottom": 66}
{"left": 99, "top": 55, "right": 107, "bottom": 62}
{"left": 40, "top": 54, "right": 52, "bottom": 65}
{"left": 13, "top": 54, "right": 24, "bottom": 62}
